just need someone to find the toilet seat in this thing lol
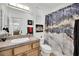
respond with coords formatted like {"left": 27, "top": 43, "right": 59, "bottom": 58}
{"left": 41, "top": 44, "right": 51, "bottom": 53}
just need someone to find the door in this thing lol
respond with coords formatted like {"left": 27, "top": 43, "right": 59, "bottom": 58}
{"left": 74, "top": 20, "right": 79, "bottom": 56}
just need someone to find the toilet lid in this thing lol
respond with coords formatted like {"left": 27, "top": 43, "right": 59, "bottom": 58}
{"left": 41, "top": 44, "right": 51, "bottom": 51}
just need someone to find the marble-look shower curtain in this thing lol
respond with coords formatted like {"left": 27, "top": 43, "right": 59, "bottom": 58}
{"left": 45, "top": 3, "right": 79, "bottom": 56}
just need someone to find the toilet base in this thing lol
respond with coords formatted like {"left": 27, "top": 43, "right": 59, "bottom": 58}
{"left": 41, "top": 51, "right": 51, "bottom": 56}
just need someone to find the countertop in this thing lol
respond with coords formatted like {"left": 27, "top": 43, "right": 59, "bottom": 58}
{"left": 0, "top": 37, "right": 40, "bottom": 52}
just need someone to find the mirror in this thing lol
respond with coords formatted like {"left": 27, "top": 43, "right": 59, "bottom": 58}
{"left": 13, "top": 18, "right": 21, "bottom": 35}
{"left": 10, "top": 17, "right": 27, "bottom": 36}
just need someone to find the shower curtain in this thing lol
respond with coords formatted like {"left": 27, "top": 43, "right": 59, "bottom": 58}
{"left": 45, "top": 3, "right": 79, "bottom": 56}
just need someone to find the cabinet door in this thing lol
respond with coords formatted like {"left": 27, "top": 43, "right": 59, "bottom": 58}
{"left": 26, "top": 48, "right": 39, "bottom": 56}
{"left": 32, "top": 49, "right": 39, "bottom": 56}
{"left": 0, "top": 49, "right": 12, "bottom": 56}
{"left": 33, "top": 42, "right": 39, "bottom": 48}
{"left": 14, "top": 44, "right": 31, "bottom": 55}
{"left": 26, "top": 44, "right": 32, "bottom": 51}
{"left": 14, "top": 45, "right": 26, "bottom": 55}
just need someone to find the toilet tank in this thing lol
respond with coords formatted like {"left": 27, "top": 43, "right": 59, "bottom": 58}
{"left": 40, "top": 36, "right": 44, "bottom": 44}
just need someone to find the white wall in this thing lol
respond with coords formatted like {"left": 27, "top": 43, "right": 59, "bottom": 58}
{"left": 33, "top": 9, "right": 45, "bottom": 38}
{"left": 25, "top": 6, "right": 46, "bottom": 38}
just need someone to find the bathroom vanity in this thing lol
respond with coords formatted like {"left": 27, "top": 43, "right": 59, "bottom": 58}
{"left": 0, "top": 36, "right": 40, "bottom": 56}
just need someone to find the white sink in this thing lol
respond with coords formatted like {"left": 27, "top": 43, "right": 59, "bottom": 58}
{"left": 11, "top": 38, "right": 30, "bottom": 44}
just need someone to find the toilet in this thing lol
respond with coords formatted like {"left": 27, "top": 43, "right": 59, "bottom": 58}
{"left": 40, "top": 37, "right": 51, "bottom": 56}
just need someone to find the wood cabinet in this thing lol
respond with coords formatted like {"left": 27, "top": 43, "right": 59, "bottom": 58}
{"left": 0, "top": 49, "right": 12, "bottom": 56}
{"left": 14, "top": 45, "right": 29, "bottom": 55}
{"left": 14, "top": 44, "right": 32, "bottom": 56}
{"left": 0, "top": 40, "right": 40, "bottom": 56}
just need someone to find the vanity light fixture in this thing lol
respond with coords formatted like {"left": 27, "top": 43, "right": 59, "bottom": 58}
{"left": 9, "top": 3, "right": 17, "bottom": 6}
{"left": 9, "top": 3, "right": 30, "bottom": 11}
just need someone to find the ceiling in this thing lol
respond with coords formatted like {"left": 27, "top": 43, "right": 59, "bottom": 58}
{"left": 22, "top": 3, "right": 71, "bottom": 9}
{"left": 21, "top": 3, "right": 72, "bottom": 15}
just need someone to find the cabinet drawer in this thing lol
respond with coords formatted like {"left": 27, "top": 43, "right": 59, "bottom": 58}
{"left": 0, "top": 49, "right": 12, "bottom": 56}
{"left": 33, "top": 42, "right": 39, "bottom": 48}
{"left": 14, "top": 44, "right": 31, "bottom": 55}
